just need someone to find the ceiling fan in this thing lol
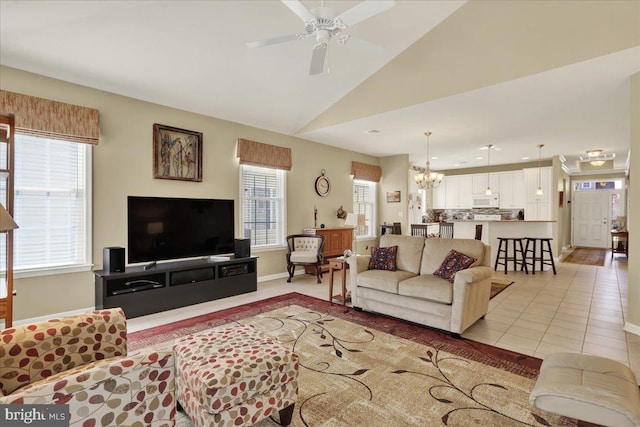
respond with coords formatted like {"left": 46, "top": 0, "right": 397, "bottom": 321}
{"left": 247, "top": 0, "right": 396, "bottom": 75}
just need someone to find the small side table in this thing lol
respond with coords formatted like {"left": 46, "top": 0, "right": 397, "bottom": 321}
{"left": 611, "top": 230, "right": 629, "bottom": 259}
{"left": 328, "top": 257, "right": 349, "bottom": 305}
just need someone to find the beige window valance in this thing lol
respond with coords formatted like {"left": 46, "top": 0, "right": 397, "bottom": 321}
{"left": 236, "top": 138, "right": 292, "bottom": 171}
{"left": 352, "top": 161, "right": 381, "bottom": 182}
{"left": 0, "top": 90, "right": 99, "bottom": 145}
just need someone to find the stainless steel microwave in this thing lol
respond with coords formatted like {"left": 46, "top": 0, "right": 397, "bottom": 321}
{"left": 472, "top": 194, "right": 500, "bottom": 208}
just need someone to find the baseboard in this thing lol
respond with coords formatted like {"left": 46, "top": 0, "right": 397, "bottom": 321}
{"left": 624, "top": 322, "right": 640, "bottom": 337}
{"left": 258, "top": 270, "right": 305, "bottom": 283}
{"left": 13, "top": 306, "right": 96, "bottom": 327}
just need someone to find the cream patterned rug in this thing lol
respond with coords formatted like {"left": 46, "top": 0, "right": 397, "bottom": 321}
{"left": 131, "top": 296, "right": 574, "bottom": 426}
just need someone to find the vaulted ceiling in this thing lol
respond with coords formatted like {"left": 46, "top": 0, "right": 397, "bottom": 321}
{"left": 1, "top": 0, "right": 638, "bottom": 173}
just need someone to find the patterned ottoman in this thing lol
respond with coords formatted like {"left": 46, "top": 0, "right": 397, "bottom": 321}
{"left": 173, "top": 325, "right": 298, "bottom": 427}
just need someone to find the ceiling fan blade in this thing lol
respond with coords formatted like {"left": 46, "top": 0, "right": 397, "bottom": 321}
{"left": 281, "top": 0, "right": 316, "bottom": 23}
{"left": 336, "top": 0, "right": 395, "bottom": 28}
{"left": 309, "top": 43, "right": 328, "bottom": 75}
{"left": 339, "top": 35, "right": 389, "bottom": 56}
{"left": 246, "top": 34, "right": 299, "bottom": 48}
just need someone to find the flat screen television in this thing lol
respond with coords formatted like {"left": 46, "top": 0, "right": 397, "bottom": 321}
{"left": 128, "top": 196, "right": 235, "bottom": 263}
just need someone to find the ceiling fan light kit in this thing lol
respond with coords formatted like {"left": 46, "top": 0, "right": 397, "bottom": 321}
{"left": 247, "top": 0, "right": 396, "bottom": 75}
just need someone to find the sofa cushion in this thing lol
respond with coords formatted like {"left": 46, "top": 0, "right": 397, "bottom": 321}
{"left": 398, "top": 275, "right": 453, "bottom": 304}
{"left": 421, "top": 238, "right": 485, "bottom": 274}
{"left": 433, "top": 249, "right": 477, "bottom": 283}
{"left": 379, "top": 235, "right": 425, "bottom": 274}
{"left": 357, "top": 269, "right": 417, "bottom": 294}
{"left": 368, "top": 246, "right": 398, "bottom": 271}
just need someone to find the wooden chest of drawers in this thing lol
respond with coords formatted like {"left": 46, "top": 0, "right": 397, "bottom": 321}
{"left": 305, "top": 227, "right": 353, "bottom": 273}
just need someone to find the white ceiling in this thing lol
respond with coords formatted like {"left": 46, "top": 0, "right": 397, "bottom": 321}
{"left": 1, "top": 0, "right": 637, "bottom": 173}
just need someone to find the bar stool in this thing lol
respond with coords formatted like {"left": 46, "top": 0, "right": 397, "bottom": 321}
{"left": 494, "top": 237, "right": 528, "bottom": 274}
{"left": 522, "top": 237, "right": 557, "bottom": 275}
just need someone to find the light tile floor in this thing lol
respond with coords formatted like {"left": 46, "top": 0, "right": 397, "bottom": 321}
{"left": 127, "top": 251, "right": 639, "bottom": 379}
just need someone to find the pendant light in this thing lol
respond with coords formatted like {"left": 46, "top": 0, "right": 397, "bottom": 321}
{"left": 536, "top": 144, "right": 544, "bottom": 196}
{"left": 485, "top": 144, "right": 493, "bottom": 195}
{"left": 414, "top": 132, "right": 444, "bottom": 189}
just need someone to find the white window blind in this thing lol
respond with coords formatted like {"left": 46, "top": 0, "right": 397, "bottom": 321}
{"left": 353, "top": 179, "right": 376, "bottom": 238}
{"left": 240, "top": 165, "right": 285, "bottom": 248}
{"left": 12, "top": 134, "right": 89, "bottom": 271}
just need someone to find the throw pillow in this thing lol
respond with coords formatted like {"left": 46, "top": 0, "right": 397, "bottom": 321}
{"left": 433, "top": 249, "right": 477, "bottom": 283}
{"left": 368, "top": 246, "right": 398, "bottom": 271}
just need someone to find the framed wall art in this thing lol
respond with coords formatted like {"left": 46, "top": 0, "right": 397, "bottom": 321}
{"left": 386, "top": 191, "right": 401, "bottom": 203}
{"left": 153, "top": 123, "right": 202, "bottom": 182}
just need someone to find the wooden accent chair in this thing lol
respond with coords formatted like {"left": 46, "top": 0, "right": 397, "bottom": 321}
{"left": 439, "top": 222, "right": 454, "bottom": 238}
{"left": 392, "top": 222, "right": 402, "bottom": 235}
{"left": 475, "top": 224, "right": 483, "bottom": 240}
{"left": 411, "top": 224, "right": 429, "bottom": 237}
{"left": 286, "top": 234, "right": 326, "bottom": 283}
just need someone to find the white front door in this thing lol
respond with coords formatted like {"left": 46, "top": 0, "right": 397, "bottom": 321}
{"left": 572, "top": 191, "right": 611, "bottom": 248}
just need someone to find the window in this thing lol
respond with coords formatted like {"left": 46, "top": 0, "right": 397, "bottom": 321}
{"left": 353, "top": 179, "right": 376, "bottom": 238}
{"left": 240, "top": 165, "right": 286, "bottom": 249}
{"left": 11, "top": 134, "right": 90, "bottom": 273}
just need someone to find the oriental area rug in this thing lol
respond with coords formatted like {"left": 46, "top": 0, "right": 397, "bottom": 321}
{"left": 561, "top": 247, "right": 606, "bottom": 267}
{"left": 129, "top": 293, "right": 575, "bottom": 427}
{"left": 490, "top": 279, "right": 515, "bottom": 299}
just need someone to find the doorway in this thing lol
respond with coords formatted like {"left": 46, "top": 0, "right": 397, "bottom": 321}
{"left": 573, "top": 191, "right": 610, "bottom": 248}
{"left": 572, "top": 179, "right": 624, "bottom": 249}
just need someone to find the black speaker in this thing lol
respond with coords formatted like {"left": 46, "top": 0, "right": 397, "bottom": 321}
{"left": 234, "top": 239, "right": 250, "bottom": 259}
{"left": 103, "top": 247, "right": 125, "bottom": 273}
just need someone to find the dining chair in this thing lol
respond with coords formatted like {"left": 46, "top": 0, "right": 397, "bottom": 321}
{"left": 439, "top": 222, "right": 454, "bottom": 238}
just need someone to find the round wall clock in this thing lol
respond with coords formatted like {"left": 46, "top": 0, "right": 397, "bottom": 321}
{"left": 315, "top": 171, "right": 330, "bottom": 197}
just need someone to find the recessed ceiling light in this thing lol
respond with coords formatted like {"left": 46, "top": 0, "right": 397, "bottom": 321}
{"left": 364, "top": 129, "right": 380, "bottom": 134}
{"left": 476, "top": 156, "right": 483, "bottom": 160}
{"left": 431, "top": 156, "right": 438, "bottom": 160}
{"left": 522, "top": 156, "right": 530, "bottom": 160}
{"left": 453, "top": 163, "right": 460, "bottom": 167}
{"left": 493, "top": 147, "right": 502, "bottom": 151}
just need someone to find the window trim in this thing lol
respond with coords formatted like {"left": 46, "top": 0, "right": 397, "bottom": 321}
{"left": 12, "top": 139, "right": 92, "bottom": 278}
{"left": 239, "top": 164, "right": 287, "bottom": 250}
{"left": 352, "top": 179, "right": 377, "bottom": 239}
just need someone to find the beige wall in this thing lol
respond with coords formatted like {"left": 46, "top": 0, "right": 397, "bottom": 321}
{"left": 0, "top": 65, "right": 379, "bottom": 321}
{"left": 626, "top": 72, "right": 639, "bottom": 330}
{"left": 379, "top": 155, "right": 409, "bottom": 233}
{"left": 552, "top": 157, "right": 572, "bottom": 253}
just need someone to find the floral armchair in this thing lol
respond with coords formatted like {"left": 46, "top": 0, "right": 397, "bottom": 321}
{"left": 0, "top": 308, "right": 176, "bottom": 426}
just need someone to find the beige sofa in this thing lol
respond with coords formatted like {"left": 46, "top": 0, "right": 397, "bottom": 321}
{"left": 347, "top": 235, "right": 493, "bottom": 335}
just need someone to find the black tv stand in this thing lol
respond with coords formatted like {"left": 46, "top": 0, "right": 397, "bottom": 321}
{"left": 143, "top": 261, "right": 157, "bottom": 271}
{"left": 94, "top": 257, "right": 257, "bottom": 318}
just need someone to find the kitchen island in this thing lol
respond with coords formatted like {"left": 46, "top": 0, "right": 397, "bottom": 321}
{"left": 451, "top": 220, "right": 556, "bottom": 271}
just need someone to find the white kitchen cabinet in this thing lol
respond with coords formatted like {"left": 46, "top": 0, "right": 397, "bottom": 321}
{"left": 472, "top": 173, "right": 499, "bottom": 195}
{"left": 432, "top": 181, "right": 446, "bottom": 209}
{"left": 445, "top": 176, "right": 459, "bottom": 209}
{"left": 499, "top": 171, "right": 525, "bottom": 208}
{"left": 524, "top": 167, "right": 552, "bottom": 203}
{"left": 525, "top": 202, "right": 552, "bottom": 220}
{"left": 445, "top": 175, "right": 473, "bottom": 208}
{"left": 458, "top": 175, "right": 473, "bottom": 208}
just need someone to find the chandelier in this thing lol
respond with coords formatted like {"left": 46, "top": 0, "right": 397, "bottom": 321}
{"left": 414, "top": 131, "right": 444, "bottom": 189}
